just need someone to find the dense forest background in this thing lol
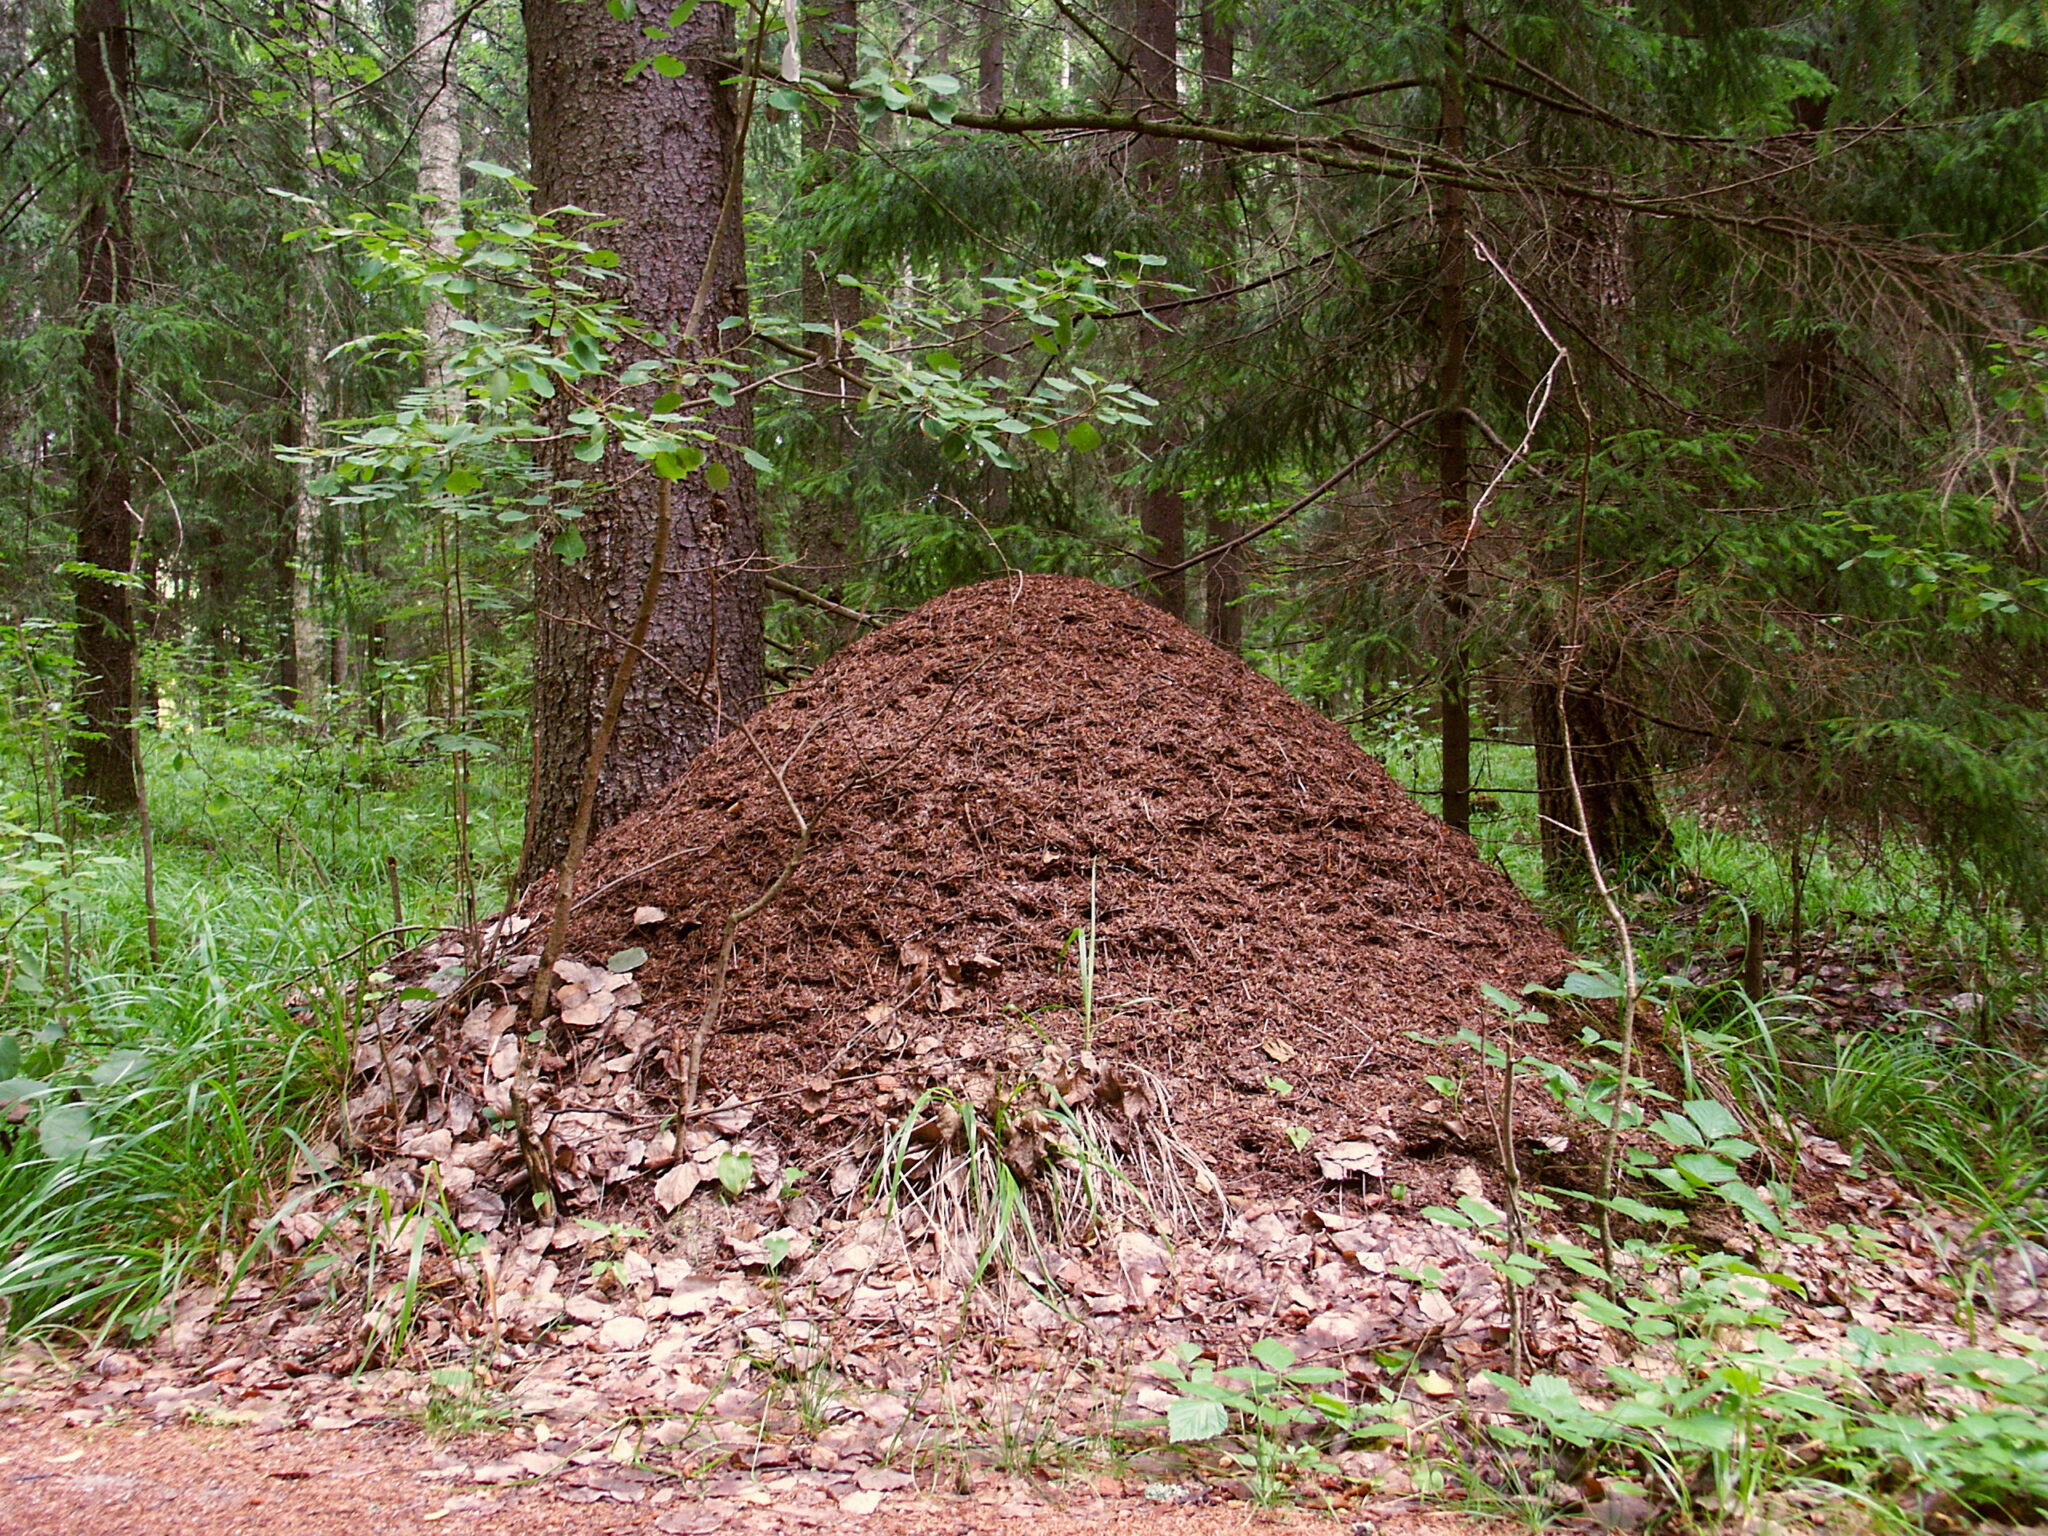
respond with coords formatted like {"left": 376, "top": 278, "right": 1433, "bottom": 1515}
{"left": 3, "top": 0, "right": 2048, "bottom": 1334}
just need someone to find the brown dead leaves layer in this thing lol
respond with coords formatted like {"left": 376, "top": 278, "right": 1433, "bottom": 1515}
{"left": 524, "top": 573, "right": 1599, "bottom": 1212}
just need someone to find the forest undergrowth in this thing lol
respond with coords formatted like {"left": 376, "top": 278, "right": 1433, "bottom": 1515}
{"left": 5, "top": 701, "right": 2048, "bottom": 1530}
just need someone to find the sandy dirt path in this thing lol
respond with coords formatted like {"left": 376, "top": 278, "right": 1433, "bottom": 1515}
{"left": 0, "top": 1402, "right": 1501, "bottom": 1536}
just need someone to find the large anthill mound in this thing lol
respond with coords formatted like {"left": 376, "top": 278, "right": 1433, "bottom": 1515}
{"left": 518, "top": 574, "right": 1610, "bottom": 1214}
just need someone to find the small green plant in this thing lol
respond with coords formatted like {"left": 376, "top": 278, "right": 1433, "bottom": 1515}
{"left": 1061, "top": 861, "right": 1101, "bottom": 1047}
{"left": 418, "top": 1364, "right": 515, "bottom": 1439}
{"left": 716, "top": 1148, "right": 754, "bottom": 1197}
{"left": 1149, "top": 1338, "right": 1390, "bottom": 1505}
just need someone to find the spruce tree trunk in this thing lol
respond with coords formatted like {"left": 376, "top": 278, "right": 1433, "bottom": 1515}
{"left": 521, "top": 0, "right": 764, "bottom": 887}
{"left": 795, "top": 0, "right": 862, "bottom": 630}
{"left": 977, "top": 0, "right": 1005, "bottom": 115}
{"left": 1434, "top": 0, "right": 1472, "bottom": 834}
{"left": 976, "top": 0, "right": 1012, "bottom": 528}
{"left": 1533, "top": 654, "right": 1677, "bottom": 890}
{"left": 1198, "top": 3, "right": 1243, "bottom": 652}
{"left": 1126, "top": 0, "right": 1186, "bottom": 622}
{"left": 69, "top": 0, "right": 138, "bottom": 810}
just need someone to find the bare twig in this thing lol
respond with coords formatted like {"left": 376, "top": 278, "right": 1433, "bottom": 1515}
{"left": 764, "top": 572, "right": 881, "bottom": 628}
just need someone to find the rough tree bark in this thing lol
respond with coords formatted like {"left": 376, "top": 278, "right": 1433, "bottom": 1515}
{"left": 288, "top": 309, "right": 326, "bottom": 719}
{"left": 1198, "top": 2, "right": 1243, "bottom": 652}
{"left": 1434, "top": 0, "right": 1472, "bottom": 834}
{"left": 1533, "top": 646, "right": 1677, "bottom": 889}
{"left": 520, "top": 0, "right": 764, "bottom": 886}
{"left": 1125, "top": 0, "right": 1186, "bottom": 621}
{"left": 975, "top": 0, "right": 1012, "bottom": 528}
{"left": 416, "top": 0, "right": 463, "bottom": 397}
{"left": 68, "top": 0, "right": 138, "bottom": 810}
{"left": 287, "top": 37, "right": 332, "bottom": 719}
{"left": 976, "top": 0, "right": 1005, "bottom": 115}
{"left": 794, "top": 0, "right": 862, "bottom": 631}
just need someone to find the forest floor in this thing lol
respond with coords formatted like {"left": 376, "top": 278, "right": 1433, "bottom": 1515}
{"left": 0, "top": 1389, "right": 1500, "bottom": 1536}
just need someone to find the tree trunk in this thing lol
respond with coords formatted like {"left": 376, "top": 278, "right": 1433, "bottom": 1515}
{"left": 416, "top": 0, "right": 463, "bottom": 398}
{"left": 289, "top": 313, "right": 326, "bottom": 720}
{"left": 1125, "top": 0, "right": 1185, "bottom": 622}
{"left": 1434, "top": 0, "right": 1471, "bottom": 834}
{"left": 68, "top": 0, "right": 138, "bottom": 810}
{"left": 1533, "top": 662, "right": 1676, "bottom": 890}
{"left": 1198, "top": 3, "right": 1243, "bottom": 652}
{"left": 794, "top": 0, "right": 862, "bottom": 635}
{"left": 976, "top": 0, "right": 1011, "bottom": 528}
{"left": 977, "top": 0, "right": 1005, "bottom": 115}
{"left": 521, "top": 0, "right": 764, "bottom": 887}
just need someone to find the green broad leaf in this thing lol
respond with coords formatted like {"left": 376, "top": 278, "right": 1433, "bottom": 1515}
{"left": 1066, "top": 420, "right": 1103, "bottom": 452}
{"left": 1166, "top": 1397, "right": 1229, "bottom": 1443}
{"left": 1574, "top": 1291, "right": 1634, "bottom": 1330}
{"left": 1662, "top": 1411, "right": 1741, "bottom": 1453}
{"left": 705, "top": 460, "right": 731, "bottom": 491}
{"left": 768, "top": 87, "right": 804, "bottom": 113}
{"left": 995, "top": 417, "right": 1032, "bottom": 434}
{"left": 927, "top": 97, "right": 956, "bottom": 125}
{"left": 0, "top": 1036, "right": 19, "bottom": 1078}
{"left": 608, "top": 947, "right": 648, "bottom": 973}
{"left": 1683, "top": 1099, "right": 1745, "bottom": 1141}
{"left": 1248, "top": 1337, "right": 1296, "bottom": 1372}
{"left": 573, "top": 427, "right": 606, "bottom": 463}
{"left": 918, "top": 72, "right": 960, "bottom": 96}
{"left": 763, "top": 1234, "right": 792, "bottom": 1269}
{"left": 1673, "top": 1151, "right": 1739, "bottom": 1185}
{"left": 1028, "top": 426, "right": 1059, "bottom": 451}
{"left": 1606, "top": 1194, "right": 1686, "bottom": 1226}
{"left": 1653, "top": 1110, "right": 1705, "bottom": 1148}
{"left": 467, "top": 160, "right": 521, "bottom": 180}
{"left": 653, "top": 392, "right": 685, "bottom": 414}
{"left": 551, "top": 527, "right": 588, "bottom": 561}
{"left": 1719, "top": 1180, "right": 1784, "bottom": 1233}
{"left": 88, "top": 1049, "right": 151, "bottom": 1088}
{"left": 1456, "top": 1194, "right": 1504, "bottom": 1226}
{"left": 923, "top": 348, "right": 961, "bottom": 376}
{"left": 1421, "top": 1204, "right": 1472, "bottom": 1228}
{"left": 667, "top": 0, "right": 699, "bottom": 26}
{"left": 444, "top": 468, "right": 483, "bottom": 495}
{"left": 0, "top": 1075, "right": 49, "bottom": 1110}
{"left": 40, "top": 1102, "right": 96, "bottom": 1162}
{"left": 1562, "top": 969, "right": 1624, "bottom": 1000}
{"left": 741, "top": 446, "right": 774, "bottom": 473}
{"left": 717, "top": 1148, "right": 754, "bottom": 1197}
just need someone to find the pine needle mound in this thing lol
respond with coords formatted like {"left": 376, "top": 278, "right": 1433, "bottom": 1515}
{"left": 534, "top": 574, "right": 1600, "bottom": 1218}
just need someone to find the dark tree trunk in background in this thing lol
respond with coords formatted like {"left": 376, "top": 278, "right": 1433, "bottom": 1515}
{"left": 1198, "top": 2, "right": 1243, "bottom": 652}
{"left": 520, "top": 0, "right": 764, "bottom": 886}
{"left": 1533, "top": 657, "right": 1677, "bottom": 890}
{"left": 977, "top": 0, "right": 1005, "bottom": 115}
{"left": 1434, "top": 0, "right": 1472, "bottom": 834}
{"left": 1126, "top": 0, "right": 1185, "bottom": 621}
{"left": 69, "top": 0, "right": 138, "bottom": 810}
{"left": 794, "top": 0, "right": 863, "bottom": 631}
